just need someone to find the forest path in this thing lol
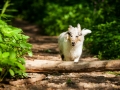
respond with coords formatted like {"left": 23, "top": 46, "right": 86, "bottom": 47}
{"left": 0, "top": 19, "right": 119, "bottom": 90}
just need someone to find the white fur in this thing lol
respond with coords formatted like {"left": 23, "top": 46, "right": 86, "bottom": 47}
{"left": 82, "top": 28, "right": 92, "bottom": 36}
{"left": 58, "top": 24, "right": 91, "bottom": 62}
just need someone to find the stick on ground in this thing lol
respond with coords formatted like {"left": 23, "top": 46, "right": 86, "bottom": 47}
{"left": 9, "top": 74, "right": 46, "bottom": 86}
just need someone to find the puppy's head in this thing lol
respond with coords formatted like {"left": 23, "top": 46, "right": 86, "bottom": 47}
{"left": 66, "top": 24, "right": 82, "bottom": 46}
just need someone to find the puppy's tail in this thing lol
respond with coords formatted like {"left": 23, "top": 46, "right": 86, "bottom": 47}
{"left": 82, "top": 29, "right": 91, "bottom": 36}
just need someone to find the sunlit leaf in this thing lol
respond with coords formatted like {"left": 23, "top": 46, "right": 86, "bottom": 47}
{"left": 18, "top": 58, "right": 25, "bottom": 64}
{"left": 15, "top": 62, "right": 25, "bottom": 70}
{"left": 14, "top": 28, "right": 22, "bottom": 34}
{"left": 9, "top": 69, "right": 14, "bottom": 76}
{"left": 20, "top": 43, "right": 27, "bottom": 48}
{"left": 0, "top": 68, "right": 2, "bottom": 72}
{"left": 20, "top": 43, "right": 32, "bottom": 48}
{"left": 23, "top": 72, "right": 28, "bottom": 77}
{"left": 0, "top": 49, "right": 2, "bottom": 59}
{"left": 2, "top": 52, "right": 9, "bottom": 58}
{"left": 28, "top": 51, "right": 33, "bottom": 57}
{"left": 9, "top": 51, "right": 16, "bottom": 60}
{"left": 0, "top": 34, "right": 3, "bottom": 42}
{"left": 22, "top": 35, "right": 29, "bottom": 39}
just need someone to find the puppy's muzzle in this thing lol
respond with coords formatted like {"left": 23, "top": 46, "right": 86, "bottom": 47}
{"left": 71, "top": 42, "right": 75, "bottom": 46}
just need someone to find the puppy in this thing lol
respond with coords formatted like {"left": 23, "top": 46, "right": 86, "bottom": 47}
{"left": 58, "top": 24, "right": 91, "bottom": 62}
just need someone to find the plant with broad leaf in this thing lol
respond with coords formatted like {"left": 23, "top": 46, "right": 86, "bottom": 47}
{"left": 0, "top": 0, "right": 32, "bottom": 82}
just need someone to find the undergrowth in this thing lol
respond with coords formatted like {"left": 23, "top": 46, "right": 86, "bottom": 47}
{"left": 0, "top": 0, "right": 32, "bottom": 82}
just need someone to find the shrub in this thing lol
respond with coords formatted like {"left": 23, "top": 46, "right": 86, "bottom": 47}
{"left": 42, "top": 3, "right": 94, "bottom": 35}
{"left": 85, "top": 21, "right": 120, "bottom": 59}
{"left": 0, "top": 20, "right": 32, "bottom": 81}
{"left": 0, "top": 0, "right": 32, "bottom": 82}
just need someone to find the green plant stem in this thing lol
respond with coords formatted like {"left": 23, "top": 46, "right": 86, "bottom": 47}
{"left": 0, "top": 0, "right": 10, "bottom": 20}
{"left": 2, "top": 69, "right": 8, "bottom": 81}
{"left": 0, "top": 68, "right": 8, "bottom": 82}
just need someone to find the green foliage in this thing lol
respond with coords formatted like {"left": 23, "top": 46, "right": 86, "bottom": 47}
{"left": 0, "top": 20, "right": 32, "bottom": 81}
{"left": 66, "top": 78, "right": 72, "bottom": 84}
{"left": 85, "top": 21, "right": 120, "bottom": 59}
{"left": 1, "top": 0, "right": 120, "bottom": 59}
{"left": 0, "top": 0, "right": 17, "bottom": 21}
{"left": 11, "top": 0, "right": 44, "bottom": 22}
{"left": 106, "top": 71, "right": 120, "bottom": 76}
{"left": 0, "top": 0, "right": 32, "bottom": 82}
{"left": 43, "top": 2, "right": 94, "bottom": 35}
{"left": 66, "top": 78, "right": 75, "bottom": 86}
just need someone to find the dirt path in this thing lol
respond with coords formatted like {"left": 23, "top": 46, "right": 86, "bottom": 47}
{"left": 0, "top": 19, "right": 120, "bottom": 90}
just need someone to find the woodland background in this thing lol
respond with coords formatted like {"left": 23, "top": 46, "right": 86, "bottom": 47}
{"left": 0, "top": 0, "right": 120, "bottom": 59}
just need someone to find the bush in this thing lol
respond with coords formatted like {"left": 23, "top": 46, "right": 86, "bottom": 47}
{"left": 0, "top": 0, "right": 32, "bottom": 82}
{"left": 0, "top": 20, "right": 32, "bottom": 81}
{"left": 42, "top": 2, "right": 94, "bottom": 35}
{"left": 85, "top": 21, "right": 120, "bottom": 59}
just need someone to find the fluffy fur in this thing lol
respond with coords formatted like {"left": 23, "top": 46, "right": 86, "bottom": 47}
{"left": 58, "top": 24, "right": 91, "bottom": 62}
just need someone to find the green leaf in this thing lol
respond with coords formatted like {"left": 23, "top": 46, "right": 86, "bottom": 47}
{"left": 15, "top": 62, "right": 25, "bottom": 70}
{"left": 1, "top": 0, "right": 10, "bottom": 15}
{"left": 13, "top": 35, "right": 18, "bottom": 40}
{"left": 20, "top": 43, "right": 27, "bottom": 48}
{"left": 9, "top": 51, "right": 16, "bottom": 60}
{"left": 0, "top": 68, "right": 2, "bottom": 72}
{"left": 20, "top": 43, "right": 32, "bottom": 48}
{"left": 0, "top": 44, "right": 7, "bottom": 49}
{"left": 2, "top": 52, "right": 10, "bottom": 58}
{"left": 16, "top": 34, "right": 22, "bottom": 39}
{"left": 22, "top": 35, "right": 29, "bottom": 39}
{"left": 0, "top": 34, "right": 3, "bottom": 42}
{"left": 18, "top": 58, "right": 25, "bottom": 64}
{"left": 28, "top": 51, "right": 33, "bottom": 57}
{"left": 1, "top": 14, "right": 13, "bottom": 18}
{"left": 22, "top": 72, "right": 28, "bottom": 77}
{"left": 0, "top": 20, "right": 6, "bottom": 25}
{"left": 0, "top": 49, "right": 2, "bottom": 59}
{"left": 14, "top": 28, "right": 22, "bottom": 34}
{"left": 4, "top": 31, "right": 13, "bottom": 37}
{"left": 9, "top": 69, "right": 14, "bottom": 76}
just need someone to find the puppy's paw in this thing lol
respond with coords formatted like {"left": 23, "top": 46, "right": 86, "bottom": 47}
{"left": 74, "top": 59, "right": 79, "bottom": 63}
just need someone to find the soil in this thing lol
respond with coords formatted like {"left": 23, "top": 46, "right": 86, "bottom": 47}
{"left": 0, "top": 19, "right": 120, "bottom": 90}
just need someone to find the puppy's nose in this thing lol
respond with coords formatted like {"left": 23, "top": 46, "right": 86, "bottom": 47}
{"left": 72, "top": 42, "right": 75, "bottom": 46}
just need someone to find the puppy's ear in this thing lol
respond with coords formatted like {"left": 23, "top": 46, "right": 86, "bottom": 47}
{"left": 68, "top": 25, "right": 72, "bottom": 31}
{"left": 65, "top": 32, "right": 69, "bottom": 40}
{"left": 77, "top": 23, "right": 81, "bottom": 32}
{"left": 68, "top": 27, "right": 70, "bottom": 31}
{"left": 69, "top": 25, "right": 72, "bottom": 28}
{"left": 65, "top": 34, "right": 70, "bottom": 41}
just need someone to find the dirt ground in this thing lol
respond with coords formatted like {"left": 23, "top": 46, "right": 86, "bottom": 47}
{"left": 0, "top": 19, "right": 120, "bottom": 90}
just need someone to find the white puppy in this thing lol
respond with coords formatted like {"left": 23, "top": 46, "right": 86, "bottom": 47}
{"left": 58, "top": 24, "right": 91, "bottom": 62}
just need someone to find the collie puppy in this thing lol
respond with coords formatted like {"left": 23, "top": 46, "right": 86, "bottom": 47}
{"left": 58, "top": 24, "right": 91, "bottom": 62}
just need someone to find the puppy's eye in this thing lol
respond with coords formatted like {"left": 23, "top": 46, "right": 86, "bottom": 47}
{"left": 67, "top": 32, "right": 71, "bottom": 35}
{"left": 67, "top": 32, "right": 72, "bottom": 37}
{"left": 76, "top": 36, "right": 78, "bottom": 37}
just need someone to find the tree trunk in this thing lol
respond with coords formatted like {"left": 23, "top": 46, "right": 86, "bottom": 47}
{"left": 25, "top": 60, "right": 120, "bottom": 73}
